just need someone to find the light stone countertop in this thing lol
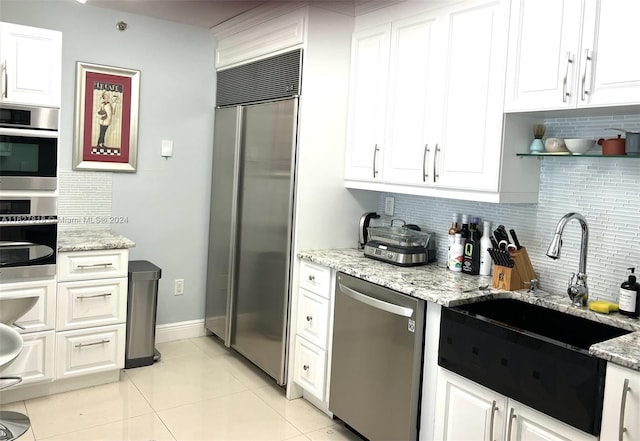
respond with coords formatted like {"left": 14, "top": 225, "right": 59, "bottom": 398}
{"left": 58, "top": 229, "right": 136, "bottom": 252}
{"left": 299, "top": 248, "right": 640, "bottom": 372}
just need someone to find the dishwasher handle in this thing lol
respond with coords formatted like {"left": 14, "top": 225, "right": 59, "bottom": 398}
{"left": 338, "top": 283, "right": 413, "bottom": 317}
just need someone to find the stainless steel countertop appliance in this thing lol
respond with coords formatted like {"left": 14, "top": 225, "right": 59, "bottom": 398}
{"left": 363, "top": 220, "right": 436, "bottom": 266}
{"left": 330, "top": 272, "right": 426, "bottom": 441}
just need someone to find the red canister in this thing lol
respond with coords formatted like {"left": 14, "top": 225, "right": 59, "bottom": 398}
{"left": 598, "top": 135, "right": 626, "bottom": 155}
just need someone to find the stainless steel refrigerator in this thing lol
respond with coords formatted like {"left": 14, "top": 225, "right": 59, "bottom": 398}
{"left": 205, "top": 96, "right": 298, "bottom": 385}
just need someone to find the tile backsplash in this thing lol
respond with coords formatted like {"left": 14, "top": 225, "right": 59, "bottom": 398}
{"left": 377, "top": 113, "right": 640, "bottom": 303}
{"left": 58, "top": 170, "right": 112, "bottom": 231}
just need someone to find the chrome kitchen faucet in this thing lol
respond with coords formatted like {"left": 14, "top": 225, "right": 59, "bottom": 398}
{"left": 546, "top": 212, "right": 589, "bottom": 307}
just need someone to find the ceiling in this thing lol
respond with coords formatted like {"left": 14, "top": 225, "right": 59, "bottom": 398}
{"left": 85, "top": 0, "right": 367, "bottom": 29}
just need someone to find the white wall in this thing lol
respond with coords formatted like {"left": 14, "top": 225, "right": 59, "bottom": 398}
{"left": 1, "top": 1, "right": 216, "bottom": 325}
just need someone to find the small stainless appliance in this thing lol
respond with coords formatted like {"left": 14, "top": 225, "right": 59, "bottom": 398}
{"left": 0, "top": 103, "right": 59, "bottom": 191}
{"left": 364, "top": 220, "right": 436, "bottom": 266}
{"left": 330, "top": 273, "right": 426, "bottom": 440}
{"left": 358, "top": 211, "right": 380, "bottom": 249}
{"left": 0, "top": 196, "right": 57, "bottom": 281}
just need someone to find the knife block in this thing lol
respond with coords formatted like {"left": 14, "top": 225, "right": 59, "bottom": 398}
{"left": 492, "top": 247, "right": 537, "bottom": 291}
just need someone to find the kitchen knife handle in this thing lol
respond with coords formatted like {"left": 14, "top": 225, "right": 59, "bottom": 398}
{"left": 509, "top": 229, "right": 522, "bottom": 250}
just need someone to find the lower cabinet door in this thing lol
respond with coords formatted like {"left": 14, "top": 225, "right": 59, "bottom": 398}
{"left": 0, "top": 330, "right": 54, "bottom": 386}
{"left": 508, "top": 400, "right": 597, "bottom": 441}
{"left": 293, "top": 336, "right": 327, "bottom": 402}
{"left": 55, "top": 324, "right": 125, "bottom": 379}
{"left": 434, "top": 368, "right": 507, "bottom": 441}
{"left": 600, "top": 363, "right": 640, "bottom": 441}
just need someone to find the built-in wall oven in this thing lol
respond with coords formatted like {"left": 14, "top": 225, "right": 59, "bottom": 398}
{"left": 0, "top": 103, "right": 59, "bottom": 191}
{"left": 0, "top": 196, "right": 57, "bottom": 281}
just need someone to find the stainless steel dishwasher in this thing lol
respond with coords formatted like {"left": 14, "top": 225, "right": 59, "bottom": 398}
{"left": 329, "top": 272, "right": 425, "bottom": 441}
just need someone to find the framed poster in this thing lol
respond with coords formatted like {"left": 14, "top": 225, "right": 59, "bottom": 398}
{"left": 73, "top": 62, "right": 140, "bottom": 172}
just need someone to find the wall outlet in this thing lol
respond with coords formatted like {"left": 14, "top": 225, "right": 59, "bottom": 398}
{"left": 385, "top": 197, "right": 395, "bottom": 216}
{"left": 174, "top": 279, "right": 184, "bottom": 296}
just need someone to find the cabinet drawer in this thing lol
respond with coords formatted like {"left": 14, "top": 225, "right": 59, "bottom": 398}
{"left": 57, "top": 277, "right": 127, "bottom": 331}
{"left": 58, "top": 249, "right": 128, "bottom": 282}
{"left": 0, "top": 330, "right": 54, "bottom": 386}
{"left": 55, "top": 324, "right": 125, "bottom": 379}
{"left": 296, "top": 288, "right": 330, "bottom": 349}
{"left": 0, "top": 278, "right": 56, "bottom": 333}
{"left": 299, "top": 261, "right": 331, "bottom": 298}
{"left": 293, "top": 336, "right": 327, "bottom": 402}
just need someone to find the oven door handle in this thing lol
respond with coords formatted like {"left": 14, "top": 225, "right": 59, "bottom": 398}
{"left": 339, "top": 283, "right": 413, "bottom": 317}
{"left": 0, "top": 127, "right": 59, "bottom": 138}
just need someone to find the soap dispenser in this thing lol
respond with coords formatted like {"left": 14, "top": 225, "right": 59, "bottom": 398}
{"left": 619, "top": 267, "right": 640, "bottom": 318}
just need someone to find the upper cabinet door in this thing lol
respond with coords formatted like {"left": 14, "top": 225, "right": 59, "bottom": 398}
{"left": 382, "top": 13, "right": 441, "bottom": 186}
{"left": 0, "top": 22, "right": 61, "bottom": 107}
{"left": 344, "top": 25, "right": 390, "bottom": 182}
{"left": 579, "top": 0, "right": 640, "bottom": 107}
{"left": 504, "top": 0, "right": 584, "bottom": 112}
{"left": 434, "top": 0, "right": 508, "bottom": 191}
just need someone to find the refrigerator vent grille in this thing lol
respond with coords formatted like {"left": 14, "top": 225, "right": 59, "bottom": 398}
{"left": 216, "top": 49, "right": 302, "bottom": 107}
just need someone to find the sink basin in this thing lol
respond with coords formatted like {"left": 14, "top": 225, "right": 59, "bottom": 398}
{"left": 455, "top": 298, "right": 631, "bottom": 351}
{"left": 438, "top": 298, "right": 633, "bottom": 436}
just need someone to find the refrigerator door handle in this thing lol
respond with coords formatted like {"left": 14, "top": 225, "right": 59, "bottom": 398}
{"left": 224, "top": 106, "right": 243, "bottom": 347}
{"left": 338, "top": 283, "right": 413, "bottom": 317}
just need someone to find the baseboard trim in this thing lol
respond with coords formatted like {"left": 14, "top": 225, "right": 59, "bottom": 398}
{"left": 155, "top": 319, "right": 207, "bottom": 344}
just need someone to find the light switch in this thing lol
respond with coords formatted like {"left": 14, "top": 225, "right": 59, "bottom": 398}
{"left": 161, "top": 140, "right": 173, "bottom": 157}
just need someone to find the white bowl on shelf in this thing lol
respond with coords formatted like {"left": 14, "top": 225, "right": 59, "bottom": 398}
{"left": 564, "top": 138, "right": 595, "bottom": 154}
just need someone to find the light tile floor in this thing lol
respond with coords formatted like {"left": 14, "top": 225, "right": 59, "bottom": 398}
{"left": 1, "top": 336, "right": 362, "bottom": 441}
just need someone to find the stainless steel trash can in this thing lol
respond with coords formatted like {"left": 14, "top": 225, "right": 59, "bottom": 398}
{"left": 125, "top": 260, "right": 162, "bottom": 368}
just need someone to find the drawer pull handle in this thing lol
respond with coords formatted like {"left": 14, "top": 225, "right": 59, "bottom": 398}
{"left": 308, "top": 275, "right": 315, "bottom": 282}
{"left": 303, "top": 364, "right": 309, "bottom": 371}
{"left": 74, "top": 339, "right": 110, "bottom": 349}
{"left": 77, "top": 262, "right": 113, "bottom": 269}
{"left": 619, "top": 378, "right": 631, "bottom": 441}
{"left": 306, "top": 315, "right": 313, "bottom": 322}
{"left": 77, "top": 293, "right": 112, "bottom": 300}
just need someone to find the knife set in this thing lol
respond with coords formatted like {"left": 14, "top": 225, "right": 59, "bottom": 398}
{"left": 488, "top": 226, "right": 537, "bottom": 291}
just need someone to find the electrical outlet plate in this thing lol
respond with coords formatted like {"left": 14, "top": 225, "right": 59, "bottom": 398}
{"left": 174, "top": 279, "right": 184, "bottom": 295}
{"left": 385, "top": 197, "right": 395, "bottom": 216}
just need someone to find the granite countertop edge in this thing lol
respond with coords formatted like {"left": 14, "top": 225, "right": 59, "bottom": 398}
{"left": 299, "top": 248, "right": 640, "bottom": 372}
{"left": 58, "top": 229, "right": 136, "bottom": 252}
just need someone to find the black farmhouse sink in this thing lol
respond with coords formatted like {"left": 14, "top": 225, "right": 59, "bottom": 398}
{"left": 439, "top": 298, "right": 632, "bottom": 436}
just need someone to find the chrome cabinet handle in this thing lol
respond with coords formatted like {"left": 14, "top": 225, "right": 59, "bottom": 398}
{"left": 77, "top": 293, "right": 112, "bottom": 300}
{"left": 372, "top": 144, "right": 380, "bottom": 178}
{"left": 507, "top": 407, "right": 517, "bottom": 441}
{"left": 563, "top": 52, "right": 573, "bottom": 103}
{"left": 308, "top": 274, "right": 315, "bottom": 282}
{"left": 306, "top": 315, "right": 313, "bottom": 322}
{"left": 74, "top": 339, "right": 110, "bottom": 349}
{"left": 489, "top": 400, "right": 498, "bottom": 441}
{"left": 619, "top": 378, "right": 631, "bottom": 441}
{"left": 422, "top": 144, "right": 430, "bottom": 182}
{"left": 77, "top": 262, "right": 113, "bottom": 269}
{"left": 2, "top": 61, "right": 7, "bottom": 99}
{"left": 581, "top": 49, "right": 591, "bottom": 101}
{"left": 433, "top": 144, "right": 441, "bottom": 183}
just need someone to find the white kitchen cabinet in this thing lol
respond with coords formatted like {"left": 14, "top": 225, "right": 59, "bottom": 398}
{"left": 292, "top": 261, "right": 335, "bottom": 409}
{"left": 0, "top": 330, "right": 54, "bottom": 386}
{"left": 382, "top": 13, "right": 440, "bottom": 186}
{"left": 343, "top": 24, "right": 390, "bottom": 182}
{"left": 56, "top": 249, "right": 129, "bottom": 379}
{"left": 435, "top": 368, "right": 597, "bottom": 441}
{"left": 505, "top": 0, "right": 640, "bottom": 112}
{"left": 600, "top": 363, "right": 640, "bottom": 441}
{"left": 0, "top": 277, "right": 56, "bottom": 333}
{"left": 0, "top": 22, "right": 61, "bottom": 107}
{"left": 345, "top": 0, "right": 539, "bottom": 203}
